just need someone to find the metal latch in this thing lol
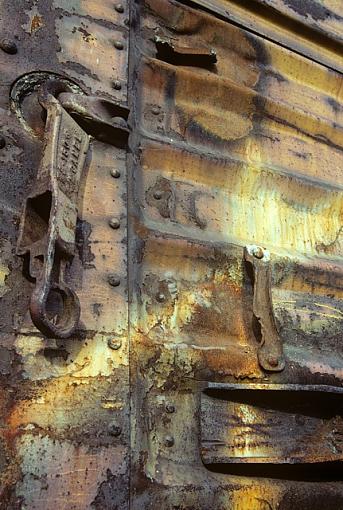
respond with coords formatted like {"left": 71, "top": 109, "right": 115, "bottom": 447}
{"left": 17, "top": 80, "right": 129, "bottom": 338}
{"left": 244, "top": 245, "right": 285, "bottom": 372}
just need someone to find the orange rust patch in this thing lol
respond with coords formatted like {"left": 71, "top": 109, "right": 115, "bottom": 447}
{"left": 31, "top": 14, "right": 43, "bottom": 33}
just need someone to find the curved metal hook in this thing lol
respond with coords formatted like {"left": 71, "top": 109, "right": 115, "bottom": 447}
{"left": 30, "top": 281, "right": 80, "bottom": 339}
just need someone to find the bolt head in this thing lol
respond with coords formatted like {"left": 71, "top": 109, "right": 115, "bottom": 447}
{"left": 153, "top": 190, "right": 163, "bottom": 200}
{"left": 111, "top": 168, "right": 121, "bottom": 178}
{"left": 164, "top": 435, "right": 174, "bottom": 447}
{"left": 112, "top": 80, "right": 122, "bottom": 90}
{"left": 115, "top": 3, "right": 124, "bottom": 12}
{"left": 252, "top": 246, "right": 264, "bottom": 259}
{"left": 156, "top": 292, "right": 166, "bottom": 303}
{"left": 109, "top": 217, "right": 120, "bottom": 229}
{"left": 108, "top": 274, "right": 121, "bottom": 287}
{"left": 0, "top": 136, "right": 6, "bottom": 149}
{"left": 113, "top": 40, "right": 124, "bottom": 50}
{"left": 165, "top": 403, "right": 175, "bottom": 414}
{"left": 0, "top": 39, "right": 17, "bottom": 54}
{"left": 108, "top": 423, "right": 122, "bottom": 436}
{"left": 108, "top": 338, "right": 122, "bottom": 350}
{"left": 268, "top": 356, "right": 279, "bottom": 367}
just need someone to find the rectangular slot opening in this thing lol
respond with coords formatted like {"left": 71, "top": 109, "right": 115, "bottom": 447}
{"left": 20, "top": 191, "right": 52, "bottom": 247}
{"left": 201, "top": 384, "right": 343, "bottom": 480}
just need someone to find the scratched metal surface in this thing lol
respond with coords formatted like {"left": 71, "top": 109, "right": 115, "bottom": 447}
{"left": 0, "top": 0, "right": 342, "bottom": 508}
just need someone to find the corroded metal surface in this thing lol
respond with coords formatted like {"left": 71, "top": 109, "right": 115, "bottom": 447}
{"left": 128, "top": 0, "right": 343, "bottom": 507}
{"left": 0, "top": 0, "right": 129, "bottom": 507}
{"left": 0, "top": 0, "right": 343, "bottom": 508}
{"left": 201, "top": 384, "right": 343, "bottom": 465}
{"left": 187, "top": 0, "right": 343, "bottom": 72}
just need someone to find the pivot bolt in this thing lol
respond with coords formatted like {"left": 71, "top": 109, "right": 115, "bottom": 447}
{"left": 115, "top": 3, "right": 124, "bottom": 12}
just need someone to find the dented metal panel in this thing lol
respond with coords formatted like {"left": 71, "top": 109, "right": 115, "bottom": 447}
{"left": 0, "top": 0, "right": 342, "bottom": 508}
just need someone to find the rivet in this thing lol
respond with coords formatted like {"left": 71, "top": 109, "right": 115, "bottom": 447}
{"left": 153, "top": 190, "right": 163, "bottom": 200}
{"left": 0, "top": 39, "right": 17, "bottom": 54}
{"left": 0, "top": 136, "right": 6, "bottom": 149}
{"left": 112, "top": 80, "right": 122, "bottom": 90}
{"left": 113, "top": 40, "right": 124, "bottom": 50}
{"left": 151, "top": 106, "right": 160, "bottom": 115}
{"left": 108, "top": 274, "right": 121, "bottom": 287}
{"left": 156, "top": 292, "right": 166, "bottom": 303}
{"left": 252, "top": 246, "right": 264, "bottom": 259}
{"left": 268, "top": 356, "right": 279, "bottom": 367}
{"left": 108, "top": 423, "right": 122, "bottom": 436}
{"left": 164, "top": 435, "right": 174, "bottom": 447}
{"left": 165, "top": 403, "right": 175, "bottom": 414}
{"left": 114, "top": 3, "right": 124, "bottom": 13}
{"left": 109, "top": 217, "right": 120, "bottom": 229}
{"left": 111, "top": 168, "right": 121, "bottom": 178}
{"left": 108, "top": 337, "right": 122, "bottom": 350}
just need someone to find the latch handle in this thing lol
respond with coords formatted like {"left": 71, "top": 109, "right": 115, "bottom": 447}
{"left": 17, "top": 92, "right": 89, "bottom": 337}
{"left": 17, "top": 79, "right": 130, "bottom": 338}
{"left": 244, "top": 245, "right": 285, "bottom": 372}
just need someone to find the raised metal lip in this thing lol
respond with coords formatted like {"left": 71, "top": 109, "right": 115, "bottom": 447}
{"left": 205, "top": 382, "right": 343, "bottom": 393}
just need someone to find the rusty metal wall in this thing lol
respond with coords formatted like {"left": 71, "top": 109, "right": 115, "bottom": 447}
{"left": 128, "top": 0, "right": 343, "bottom": 508}
{"left": 0, "top": 0, "right": 342, "bottom": 508}
{"left": 0, "top": 1, "right": 130, "bottom": 508}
